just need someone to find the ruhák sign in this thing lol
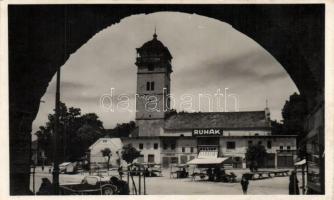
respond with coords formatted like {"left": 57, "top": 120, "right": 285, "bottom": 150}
{"left": 192, "top": 129, "right": 222, "bottom": 136}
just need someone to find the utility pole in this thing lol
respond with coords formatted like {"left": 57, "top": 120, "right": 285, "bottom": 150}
{"left": 53, "top": 5, "right": 67, "bottom": 195}
{"left": 52, "top": 68, "right": 61, "bottom": 195}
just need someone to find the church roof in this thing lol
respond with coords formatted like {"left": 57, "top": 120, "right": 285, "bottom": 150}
{"left": 164, "top": 111, "right": 270, "bottom": 131}
{"left": 137, "top": 33, "right": 172, "bottom": 59}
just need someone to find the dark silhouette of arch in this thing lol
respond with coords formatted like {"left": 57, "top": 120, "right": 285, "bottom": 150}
{"left": 8, "top": 4, "right": 324, "bottom": 194}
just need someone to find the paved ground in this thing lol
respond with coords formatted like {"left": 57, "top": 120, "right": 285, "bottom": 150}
{"left": 30, "top": 166, "right": 302, "bottom": 195}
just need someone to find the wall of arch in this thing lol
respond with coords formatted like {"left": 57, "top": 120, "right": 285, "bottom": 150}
{"left": 8, "top": 4, "right": 324, "bottom": 194}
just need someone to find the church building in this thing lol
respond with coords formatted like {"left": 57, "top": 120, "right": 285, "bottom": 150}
{"left": 119, "top": 32, "right": 298, "bottom": 169}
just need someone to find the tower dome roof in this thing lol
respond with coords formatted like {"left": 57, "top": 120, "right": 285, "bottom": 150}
{"left": 137, "top": 33, "right": 172, "bottom": 60}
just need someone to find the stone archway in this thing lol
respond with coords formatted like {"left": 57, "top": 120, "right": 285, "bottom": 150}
{"left": 8, "top": 4, "right": 324, "bottom": 194}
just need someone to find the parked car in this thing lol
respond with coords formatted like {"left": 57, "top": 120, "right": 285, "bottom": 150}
{"left": 59, "top": 175, "right": 117, "bottom": 195}
{"left": 50, "top": 162, "right": 78, "bottom": 174}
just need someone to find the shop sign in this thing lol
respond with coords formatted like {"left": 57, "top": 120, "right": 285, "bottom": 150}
{"left": 192, "top": 129, "right": 222, "bottom": 136}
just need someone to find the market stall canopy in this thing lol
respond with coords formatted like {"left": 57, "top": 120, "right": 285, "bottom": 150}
{"left": 294, "top": 159, "right": 306, "bottom": 166}
{"left": 187, "top": 157, "right": 229, "bottom": 165}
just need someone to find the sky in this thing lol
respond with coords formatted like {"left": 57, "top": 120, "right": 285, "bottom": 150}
{"left": 32, "top": 12, "right": 298, "bottom": 138}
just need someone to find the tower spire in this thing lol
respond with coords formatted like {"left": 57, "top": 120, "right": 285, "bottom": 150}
{"left": 153, "top": 26, "right": 157, "bottom": 39}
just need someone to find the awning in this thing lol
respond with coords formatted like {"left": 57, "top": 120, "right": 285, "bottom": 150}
{"left": 198, "top": 151, "right": 218, "bottom": 158}
{"left": 187, "top": 157, "right": 229, "bottom": 165}
{"left": 294, "top": 159, "right": 306, "bottom": 166}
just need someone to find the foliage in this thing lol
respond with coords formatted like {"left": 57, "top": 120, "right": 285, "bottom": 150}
{"left": 121, "top": 144, "right": 141, "bottom": 164}
{"left": 245, "top": 144, "right": 267, "bottom": 172}
{"left": 271, "top": 120, "right": 284, "bottom": 135}
{"left": 281, "top": 92, "right": 308, "bottom": 140}
{"left": 105, "top": 121, "right": 136, "bottom": 138}
{"left": 34, "top": 102, "right": 105, "bottom": 163}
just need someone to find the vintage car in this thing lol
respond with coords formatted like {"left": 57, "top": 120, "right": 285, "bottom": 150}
{"left": 59, "top": 175, "right": 117, "bottom": 195}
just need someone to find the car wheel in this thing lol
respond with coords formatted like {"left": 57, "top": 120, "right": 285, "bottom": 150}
{"left": 102, "top": 186, "right": 114, "bottom": 195}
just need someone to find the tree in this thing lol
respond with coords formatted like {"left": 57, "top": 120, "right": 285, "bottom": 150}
{"left": 121, "top": 144, "right": 141, "bottom": 164}
{"left": 281, "top": 92, "right": 308, "bottom": 140}
{"left": 271, "top": 120, "right": 283, "bottom": 135}
{"left": 105, "top": 121, "right": 136, "bottom": 138}
{"left": 34, "top": 102, "right": 105, "bottom": 163}
{"left": 121, "top": 144, "right": 141, "bottom": 194}
{"left": 245, "top": 144, "right": 267, "bottom": 172}
{"left": 101, "top": 148, "right": 112, "bottom": 171}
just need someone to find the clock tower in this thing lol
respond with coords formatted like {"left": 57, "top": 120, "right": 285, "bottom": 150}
{"left": 135, "top": 32, "right": 173, "bottom": 137}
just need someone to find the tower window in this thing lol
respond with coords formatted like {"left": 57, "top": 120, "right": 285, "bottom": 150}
{"left": 146, "top": 81, "right": 155, "bottom": 91}
{"left": 146, "top": 82, "right": 150, "bottom": 91}
{"left": 150, "top": 82, "right": 155, "bottom": 91}
{"left": 148, "top": 64, "right": 154, "bottom": 71}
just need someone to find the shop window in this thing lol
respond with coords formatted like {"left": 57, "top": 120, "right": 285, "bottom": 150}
{"left": 180, "top": 155, "right": 187, "bottom": 164}
{"left": 280, "top": 146, "right": 284, "bottom": 150}
{"left": 171, "top": 157, "right": 178, "bottom": 164}
{"left": 163, "top": 143, "right": 168, "bottom": 150}
{"left": 171, "top": 143, "right": 176, "bottom": 150}
{"left": 287, "top": 146, "right": 291, "bottom": 150}
{"left": 267, "top": 141, "right": 272, "bottom": 149}
{"left": 182, "top": 147, "right": 185, "bottom": 153}
{"left": 139, "top": 143, "right": 144, "bottom": 150}
{"left": 154, "top": 143, "right": 159, "bottom": 149}
{"left": 226, "top": 141, "right": 236, "bottom": 149}
{"left": 190, "top": 147, "right": 194, "bottom": 153}
{"left": 148, "top": 154, "right": 155, "bottom": 163}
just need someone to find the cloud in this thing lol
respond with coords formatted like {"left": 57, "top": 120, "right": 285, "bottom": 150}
{"left": 32, "top": 12, "right": 298, "bottom": 134}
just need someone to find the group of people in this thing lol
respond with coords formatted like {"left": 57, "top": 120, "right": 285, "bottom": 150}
{"left": 206, "top": 167, "right": 229, "bottom": 182}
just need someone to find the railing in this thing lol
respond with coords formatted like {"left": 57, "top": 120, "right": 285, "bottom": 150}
{"left": 197, "top": 145, "right": 219, "bottom": 152}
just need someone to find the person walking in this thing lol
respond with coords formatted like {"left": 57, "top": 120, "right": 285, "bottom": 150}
{"left": 241, "top": 175, "right": 249, "bottom": 194}
{"left": 207, "top": 168, "right": 213, "bottom": 181}
{"left": 289, "top": 170, "right": 300, "bottom": 195}
{"left": 213, "top": 167, "right": 221, "bottom": 181}
{"left": 118, "top": 166, "right": 124, "bottom": 180}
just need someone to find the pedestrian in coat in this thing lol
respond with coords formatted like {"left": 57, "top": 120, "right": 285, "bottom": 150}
{"left": 289, "top": 170, "right": 300, "bottom": 195}
{"left": 240, "top": 175, "right": 249, "bottom": 194}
